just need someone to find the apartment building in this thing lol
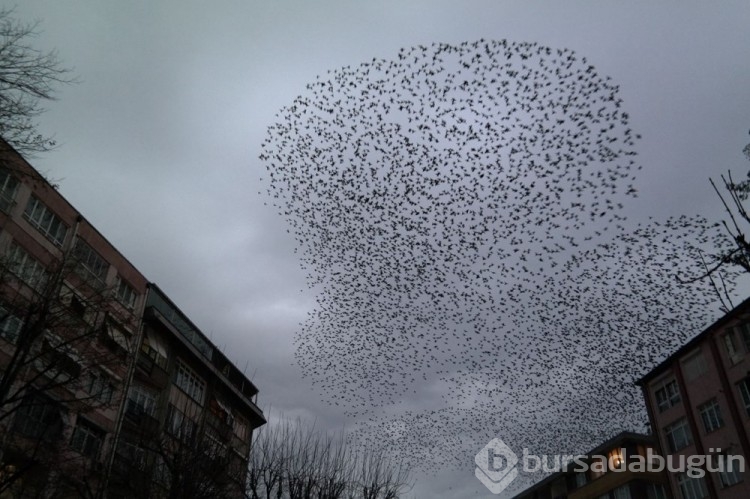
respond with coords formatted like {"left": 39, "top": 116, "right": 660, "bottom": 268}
{"left": 109, "top": 283, "right": 265, "bottom": 498}
{"left": 638, "top": 297, "right": 750, "bottom": 499}
{"left": 0, "top": 141, "right": 149, "bottom": 495}
{"left": 0, "top": 141, "right": 265, "bottom": 497}
{"left": 512, "top": 432, "right": 671, "bottom": 499}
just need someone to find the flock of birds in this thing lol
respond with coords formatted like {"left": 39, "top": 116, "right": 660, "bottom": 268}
{"left": 259, "top": 40, "right": 737, "bottom": 491}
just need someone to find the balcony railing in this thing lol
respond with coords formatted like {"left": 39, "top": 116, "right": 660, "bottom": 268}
{"left": 124, "top": 400, "right": 160, "bottom": 433}
{"left": 146, "top": 286, "right": 213, "bottom": 361}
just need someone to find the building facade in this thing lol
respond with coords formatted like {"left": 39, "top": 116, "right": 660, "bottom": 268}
{"left": 0, "top": 140, "right": 265, "bottom": 497}
{"left": 109, "top": 284, "right": 265, "bottom": 498}
{"left": 512, "top": 432, "right": 671, "bottom": 499}
{"left": 638, "top": 298, "right": 750, "bottom": 499}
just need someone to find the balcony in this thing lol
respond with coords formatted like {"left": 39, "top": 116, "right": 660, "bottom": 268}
{"left": 124, "top": 400, "right": 160, "bottom": 434}
{"left": 135, "top": 352, "right": 169, "bottom": 387}
{"left": 207, "top": 412, "right": 233, "bottom": 441}
{"left": 146, "top": 283, "right": 265, "bottom": 428}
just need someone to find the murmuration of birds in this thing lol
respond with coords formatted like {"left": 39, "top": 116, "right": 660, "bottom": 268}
{"left": 259, "top": 40, "right": 736, "bottom": 488}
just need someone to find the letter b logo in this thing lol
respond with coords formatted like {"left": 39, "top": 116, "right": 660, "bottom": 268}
{"left": 475, "top": 438, "right": 519, "bottom": 494}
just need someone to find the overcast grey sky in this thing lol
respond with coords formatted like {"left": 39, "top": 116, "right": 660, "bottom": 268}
{"left": 10, "top": 1, "right": 750, "bottom": 497}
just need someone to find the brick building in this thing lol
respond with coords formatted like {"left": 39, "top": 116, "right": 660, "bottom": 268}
{"left": 511, "top": 432, "right": 671, "bottom": 499}
{"left": 638, "top": 298, "right": 750, "bottom": 499}
{"left": 0, "top": 140, "right": 265, "bottom": 497}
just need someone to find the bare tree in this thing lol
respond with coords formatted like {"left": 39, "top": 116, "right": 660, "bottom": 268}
{"left": 246, "top": 417, "right": 412, "bottom": 499}
{"left": 107, "top": 396, "right": 249, "bottom": 499}
{"left": 0, "top": 243, "right": 137, "bottom": 497}
{"left": 678, "top": 134, "right": 750, "bottom": 312}
{"left": 0, "top": 8, "right": 74, "bottom": 156}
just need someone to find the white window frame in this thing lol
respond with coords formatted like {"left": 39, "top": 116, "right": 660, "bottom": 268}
{"left": 723, "top": 331, "right": 743, "bottom": 364}
{"left": 8, "top": 243, "right": 47, "bottom": 291}
{"left": 115, "top": 276, "right": 138, "bottom": 310}
{"left": 738, "top": 322, "right": 750, "bottom": 353}
{"left": 682, "top": 350, "right": 707, "bottom": 381}
{"left": 665, "top": 418, "right": 692, "bottom": 452}
{"left": 738, "top": 377, "right": 750, "bottom": 416}
{"left": 0, "top": 171, "right": 19, "bottom": 213}
{"left": 166, "top": 403, "right": 196, "bottom": 442}
{"left": 698, "top": 399, "right": 723, "bottom": 433}
{"left": 718, "top": 454, "right": 742, "bottom": 488}
{"left": 127, "top": 384, "right": 157, "bottom": 417}
{"left": 233, "top": 414, "right": 249, "bottom": 441}
{"left": 677, "top": 472, "right": 708, "bottom": 499}
{"left": 73, "top": 238, "right": 109, "bottom": 285}
{"left": 70, "top": 418, "right": 105, "bottom": 459}
{"left": 174, "top": 360, "right": 205, "bottom": 405}
{"left": 87, "top": 371, "right": 115, "bottom": 405}
{"left": 0, "top": 305, "right": 23, "bottom": 343}
{"left": 23, "top": 196, "right": 68, "bottom": 246}
{"left": 654, "top": 377, "right": 681, "bottom": 412}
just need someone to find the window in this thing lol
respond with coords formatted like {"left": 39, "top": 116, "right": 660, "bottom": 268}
{"left": 101, "top": 318, "right": 130, "bottom": 353}
{"left": 683, "top": 351, "right": 707, "bottom": 381}
{"left": 233, "top": 415, "right": 249, "bottom": 441}
{"left": 209, "top": 396, "right": 233, "bottom": 428}
{"left": 613, "top": 484, "right": 631, "bottom": 499}
{"left": 654, "top": 378, "right": 681, "bottom": 412}
{"left": 70, "top": 294, "right": 87, "bottom": 318}
{"left": 23, "top": 196, "right": 68, "bottom": 246}
{"left": 154, "top": 454, "right": 171, "bottom": 486}
{"left": 115, "top": 277, "right": 137, "bottom": 310}
{"left": 86, "top": 371, "right": 115, "bottom": 405}
{"left": 608, "top": 448, "right": 624, "bottom": 468}
{"left": 0, "top": 171, "right": 19, "bottom": 212}
{"left": 70, "top": 418, "right": 105, "bottom": 459}
{"left": 665, "top": 418, "right": 692, "bottom": 452}
{"left": 717, "top": 454, "right": 742, "bottom": 487}
{"left": 119, "top": 442, "right": 147, "bottom": 470}
{"left": 698, "top": 399, "right": 723, "bottom": 433}
{"left": 38, "top": 333, "right": 82, "bottom": 383}
{"left": 127, "top": 384, "right": 157, "bottom": 417}
{"left": 13, "top": 392, "right": 63, "bottom": 441}
{"left": 166, "top": 403, "right": 196, "bottom": 442}
{"left": 739, "top": 378, "right": 750, "bottom": 417}
{"left": 0, "top": 305, "right": 23, "bottom": 343}
{"left": 73, "top": 238, "right": 108, "bottom": 285}
{"left": 141, "top": 331, "right": 168, "bottom": 369}
{"left": 174, "top": 360, "right": 205, "bottom": 404}
{"left": 738, "top": 322, "right": 750, "bottom": 353}
{"left": 7, "top": 243, "right": 47, "bottom": 290}
{"left": 574, "top": 470, "right": 587, "bottom": 488}
{"left": 203, "top": 428, "right": 228, "bottom": 459}
{"left": 590, "top": 456, "right": 607, "bottom": 480}
{"left": 646, "top": 483, "right": 667, "bottom": 499}
{"left": 677, "top": 472, "right": 707, "bottom": 499}
{"left": 723, "top": 331, "right": 742, "bottom": 364}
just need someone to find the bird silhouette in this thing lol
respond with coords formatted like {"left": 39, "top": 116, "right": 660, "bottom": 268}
{"left": 258, "top": 39, "right": 737, "bottom": 491}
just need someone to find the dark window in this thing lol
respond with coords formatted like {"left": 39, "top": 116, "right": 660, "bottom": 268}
{"left": 13, "top": 392, "right": 63, "bottom": 441}
{"left": 665, "top": 418, "right": 692, "bottom": 452}
{"left": 0, "top": 171, "right": 19, "bottom": 212}
{"left": 70, "top": 418, "right": 105, "bottom": 459}
{"left": 654, "top": 378, "right": 680, "bottom": 412}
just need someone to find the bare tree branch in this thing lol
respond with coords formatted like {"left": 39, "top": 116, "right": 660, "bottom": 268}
{"left": 0, "top": 8, "right": 76, "bottom": 156}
